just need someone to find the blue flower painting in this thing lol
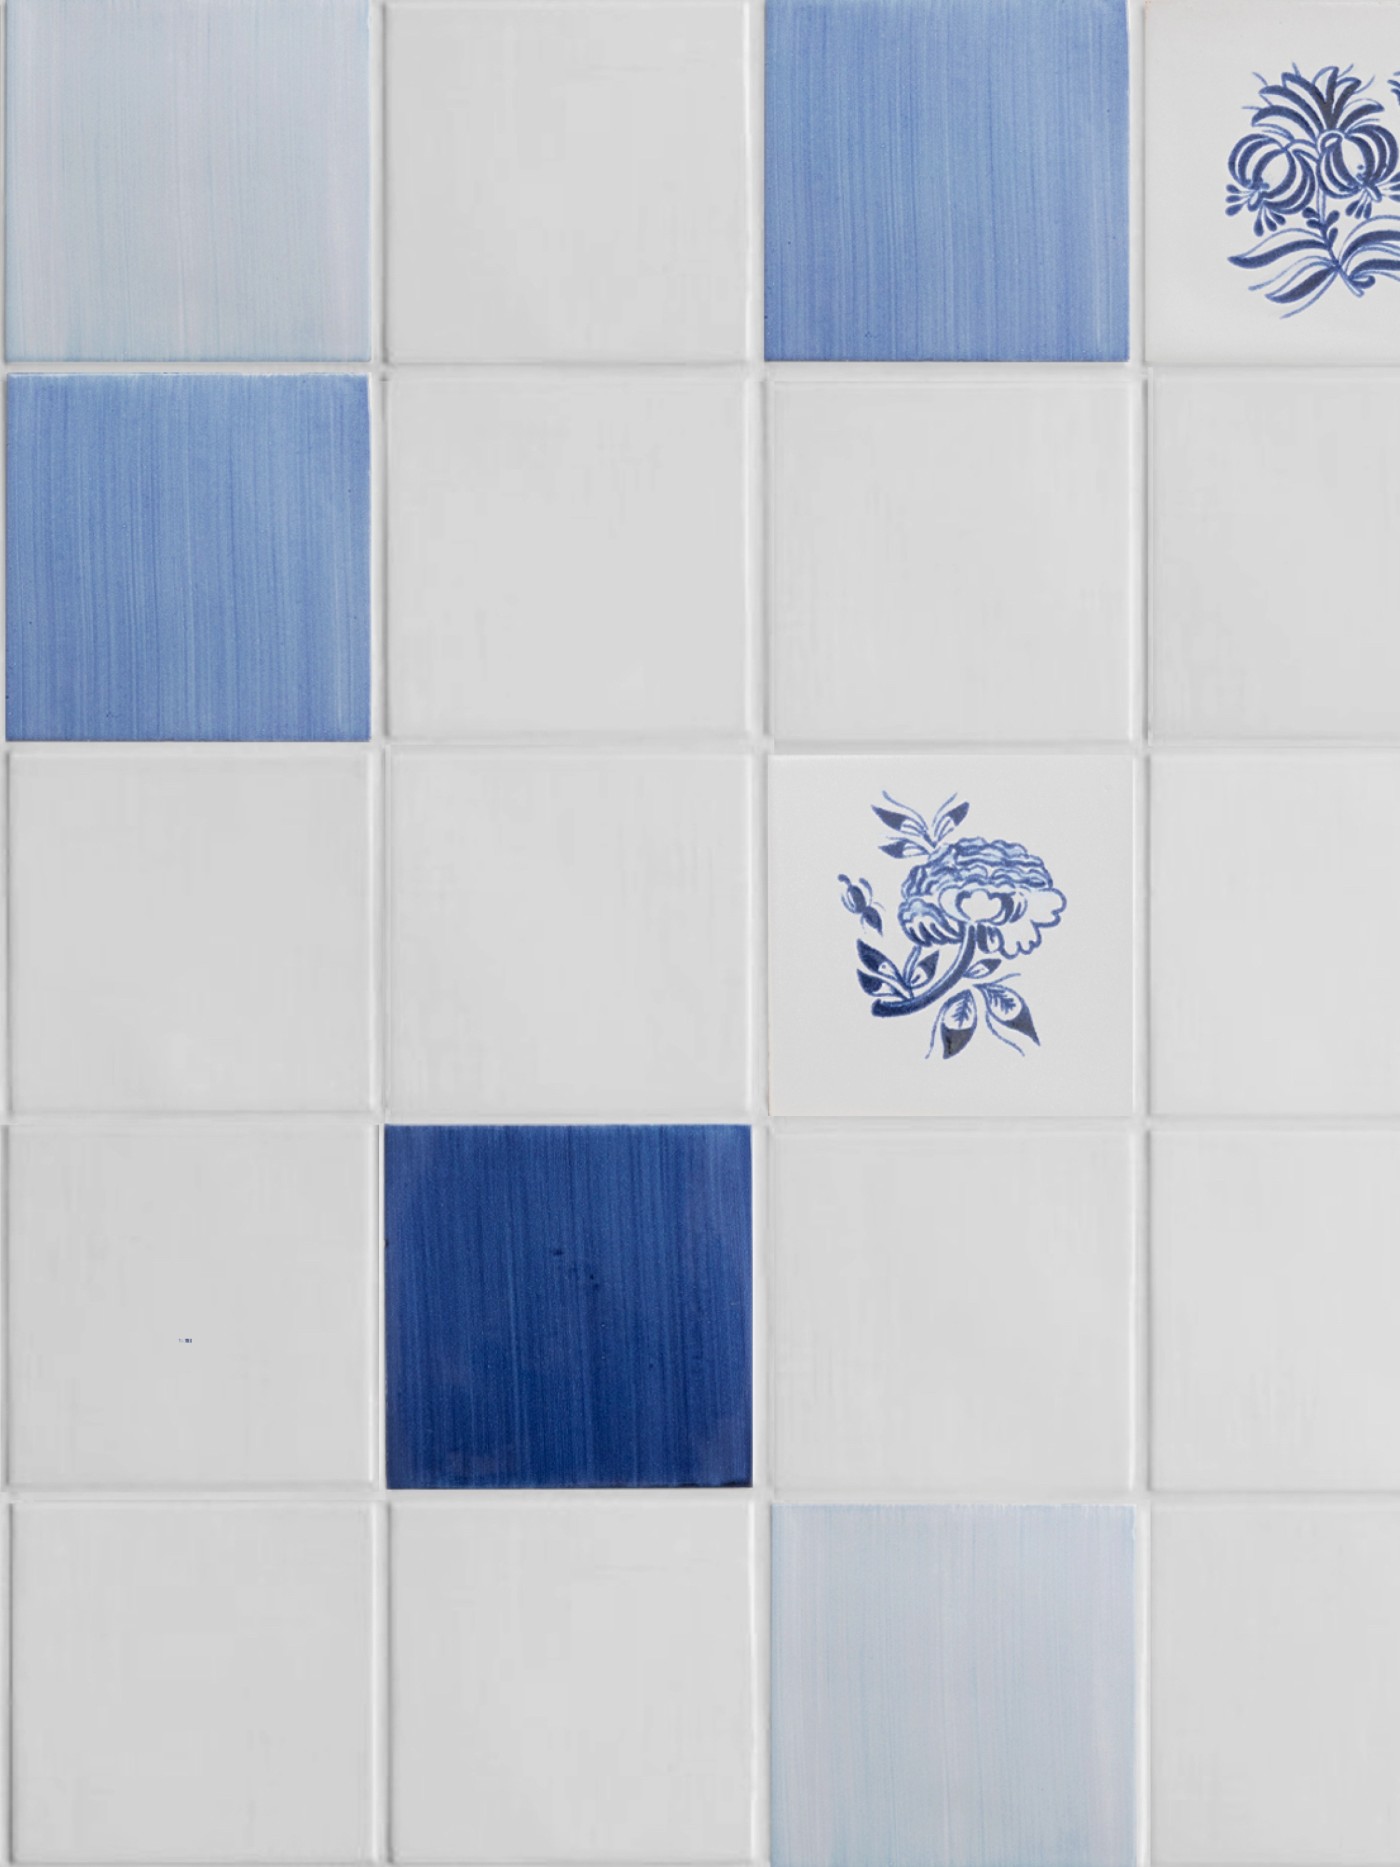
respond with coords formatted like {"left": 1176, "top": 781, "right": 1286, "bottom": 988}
{"left": 1227, "top": 65, "right": 1400, "bottom": 315}
{"left": 839, "top": 794, "right": 1065, "bottom": 1061}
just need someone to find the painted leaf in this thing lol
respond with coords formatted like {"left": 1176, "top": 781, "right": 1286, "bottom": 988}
{"left": 940, "top": 990, "right": 977, "bottom": 1059}
{"left": 856, "top": 939, "right": 900, "bottom": 982}
{"left": 985, "top": 985, "right": 1039, "bottom": 1044}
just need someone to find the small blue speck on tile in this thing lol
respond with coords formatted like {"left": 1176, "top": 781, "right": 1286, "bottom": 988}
{"left": 385, "top": 1125, "right": 753, "bottom": 1490}
{"left": 6, "top": 373, "right": 371, "bottom": 741}
{"left": 772, "top": 1503, "right": 1136, "bottom": 1867}
{"left": 765, "top": 0, "right": 1130, "bottom": 360}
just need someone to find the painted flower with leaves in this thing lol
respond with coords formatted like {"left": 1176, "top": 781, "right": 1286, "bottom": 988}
{"left": 1227, "top": 64, "right": 1400, "bottom": 315}
{"left": 837, "top": 792, "right": 1065, "bottom": 1060}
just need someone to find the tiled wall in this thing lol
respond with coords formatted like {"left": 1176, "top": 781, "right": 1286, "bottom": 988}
{"left": 3, "top": 0, "right": 1397, "bottom": 1861}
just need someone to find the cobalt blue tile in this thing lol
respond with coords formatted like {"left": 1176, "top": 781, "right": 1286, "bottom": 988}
{"left": 772, "top": 1504, "right": 1137, "bottom": 1867}
{"left": 7, "top": 374, "right": 370, "bottom": 741}
{"left": 385, "top": 1125, "right": 752, "bottom": 1490}
{"left": 765, "top": 0, "right": 1130, "bottom": 360}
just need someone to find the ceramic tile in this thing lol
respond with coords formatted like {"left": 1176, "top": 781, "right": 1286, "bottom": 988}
{"left": 386, "top": 1125, "right": 751, "bottom": 1489}
{"left": 771, "top": 1504, "right": 1136, "bottom": 1867}
{"left": 12, "top": 1505, "right": 374, "bottom": 1862}
{"left": 1153, "top": 1130, "right": 1400, "bottom": 1491}
{"left": 389, "top": 753, "right": 750, "bottom": 1117}
{"left": 8, "top": 375, "right": 371, "bottom": 742}
{"left": 1152, "top": 754, "right": 1400, "bottom": 1114}
{"left": 6, "top": 0, "right": 370, "bottom": 362}
{"left": 387, "top": 4, "right": 747, "bottom": 361}
{"left": 10, "top": 752, "right": 373, "bottom": 1112}
{"left": 9, "top": 1127, "right": 375, "bottom": 1487}
{"left": 770, "top": 380, "right": 1136, "bottom": 742}
{"left": 1154, "top": 1504, "right": 1400, "bottom": 1862}
{"left": 391, "top": 1499, "right": 753, "bottom": 1862}
{"left": 764, "top": 0, "right": 1129, "bottom": 360}
{"left": 1154, "top": 374, "right": 1400, "bottom": 738}
{"left": 388, "top": 377, "right": 747, "bottom": 739}
{"left": 772, "top": 1130, "right": 1132, "bottom": 1494}
{"left": 769, "top": 755, "right": 1136, "bottom": 1116}
{"left": 1148, "top": 0, "right": 1400, "bottom": 363}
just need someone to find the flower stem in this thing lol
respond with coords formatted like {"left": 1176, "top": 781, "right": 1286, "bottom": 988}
{"left": 872, "top": 926, "right": 980, "bottom": 1020}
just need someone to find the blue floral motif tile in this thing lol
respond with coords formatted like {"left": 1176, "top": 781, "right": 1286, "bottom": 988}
{"left": 7, "top": 375, "right": 370, "bottom": 741}
{"left": 765, "top": 0, "right": 1130, "bottom": 360}
{"left": 385, "top": 1126, "right": 752, "bottom": 1490}
{"left": 771, "top": 1504, "right": 1137, "bottom": 1867}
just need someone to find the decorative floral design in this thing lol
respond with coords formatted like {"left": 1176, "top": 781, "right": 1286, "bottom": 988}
{"left": 837, "top": 792, "right": 1066, "bottom": 1061}
{"left": 1227, "top": 64, "right": 1400, "bottom": 315}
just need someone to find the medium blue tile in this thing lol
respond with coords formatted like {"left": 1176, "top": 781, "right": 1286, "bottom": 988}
{"left": 772, "top": 1503, "right": 1136, "bottom": 1867}
{"left": 7, "top": 374, "right": 370, "bottom": 741}
{"left": 385, "top": 1126, "right": 752, "bottom": 1490}
{"left": 765, "top": 0, "right": 1130, "bottom": 360}
{"left": 6, "top": 0, "right": 370, "bottom": 362}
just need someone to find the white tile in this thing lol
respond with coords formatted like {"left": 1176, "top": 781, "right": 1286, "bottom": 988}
{"left": 1154, "top": 375, "right": 1400, "bottom": 738}
{"left": 770, "top": 381, "right": 1135, "bottom": 743}
{"left": 10, "top": 752, "right": 373, "bottom": 1112}
{"left": 772, "top": 1130, "right": 1133, "bottom": 1492}
{"left": 389, "top": 752, "right": 750, "bottom": 1116}
{"left": 8, "top": 1126, "right": 375, "bottom": 1488}
{"left": 386, "top": 4, "right": 747, "bottom": 360}
{"left": 388, "top": 376, "right": 747, "bottom": 739}
{"left": 1148, "top": 1, "right": 1400, "bottom": 363}
{"left": 391, "top": 1499, "right": 753, "bottom": 1863}
{"left": 1153, "top": 1131, "right": 1400, "bottom": 1491}
{"left": 1153, "top": 1504, "right": 1400, "bottom": 1862}
{"left": 769, "top": 755, "right": 1135, "bottom": 1116}
{"left": 13, "top": 1504, "right": 374, "bottom": 1862}
{"left": 1152, "top": 754, "right": 1400, "bottom": 1113}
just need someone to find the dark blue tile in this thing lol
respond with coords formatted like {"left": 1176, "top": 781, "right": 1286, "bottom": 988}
{"left": 385, "top": 1125, "right": 752, "bottom": 1490}
{"left": 765, "top": 0, "right": 1130, "bottom": 360}
{"left": 7, "top": 373, "right": 370, "bottom": 740}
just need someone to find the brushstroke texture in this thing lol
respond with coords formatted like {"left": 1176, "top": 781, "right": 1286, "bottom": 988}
{"left": 765, "top": 0, "right": 1129, "bottom": 359}
{"left": 385, "top": 1126, "right": 752, "bottom": 1489}
{"left": 771, "top": 1504, "right": 1136, "bottom": 1867}
{"left": 7, "top": 374, "right": 371, "bottom": 741}
{"left": 6, "top": 0, "right": 370, "bottom": 361}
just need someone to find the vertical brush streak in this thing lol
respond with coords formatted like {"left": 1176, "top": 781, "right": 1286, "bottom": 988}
{"left": 7, "top": 374, "right": 371, "bottom": 740}
{"left": 384, "top": 1126, "right": 753, "bottom": 1490}
{"left": 6, "top": 0, "right": 371, "bottom": 362}
{"left": 772, "top": 1504, "right": 1136, "bottom": 1867}
{"left": 765, "top": 0, "right": 1129, "bottom": 359}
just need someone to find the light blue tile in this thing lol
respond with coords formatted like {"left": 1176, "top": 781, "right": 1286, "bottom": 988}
{"left": 765, "top": 0, "right": 1130, "bottom": 360}
{"left": 6, "top": 0, "right": 370, "bottom": 361}
{"left": 772, "top": 1503, "right": 1136, "bottom": 1867}
{"left": 7, "top": 375, "right": 371, "bottom": 741}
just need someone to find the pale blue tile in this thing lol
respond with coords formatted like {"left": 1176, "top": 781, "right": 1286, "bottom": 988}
{"left": 765, "top": 0, "right": 1130, "bottom": 360}
{"left": 7, "top": 375, "right": 371, "bottom": 741}
{"left": 6, "top": 0, "right": 370, "bottom": 362}
{"left": 772, "top": 1503, "right": 1136, "bottom": 1867}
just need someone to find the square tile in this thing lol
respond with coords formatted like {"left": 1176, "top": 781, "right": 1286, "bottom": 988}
{"left": 1154, "top": 375, "right": 1400, "bottom": 737}
{"left": 1148, "top": 1, "right": 1400, "bottom": 362}
{"left": 389, "top": 753, "right": 750, "bottom": 1116}
{"left": 8, "top": 375, "right": 370, "bottom": 742}
{"left": 13, "top": 1504, "right": 374, "bottom": 1862}
{"left": 9, "top": 1126, "right": 375, "bottom": 1487}
{"left": 391, "top": 1499, "right": 753, "bottom": 1861}
{"left": 1153, "top": 1131, "right": 1400, "bottom": 1490}
{"left": 386, "top": 1125, "right": 751, "bottom": 1489}
{"left": 1152, "top": 754, "right": 1400, "bottom": 1113}
{"left": 388, "top": 377, "right": 747, "bottom": 739}
{"left": 764, "top": 0, "right": 1129, "bottom": 360}
{"left": 11, "top": 752, "right": 373, "bottom": 1111}
{"left": 1154, "top": 1504, "right": 1400, "bottom": 1861}
{"left": 769, "top": 755, "right": 1136, "bottom": 1116}
{"left": 6, "top": 0, "right": 370, "bottom": 361}
{"left": 387, "top": 4, "right": 747, "bottom": 361}
{"left": 770, "top": 380, "right": 1136, "bottom": 741}
{"left": 772, "top": 1504, "right": 1136, "bottom": 1867}
{"left": 772, "top": 1130, "right": 1132, "bottom": 1493}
